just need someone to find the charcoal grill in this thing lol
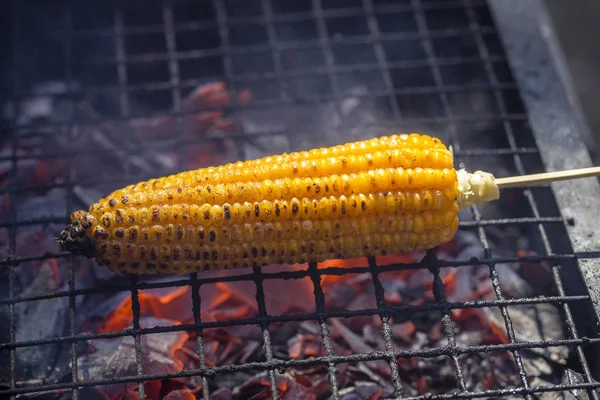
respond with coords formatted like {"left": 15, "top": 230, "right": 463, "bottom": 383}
{"left": 2, "top": 0, "right": 600, "bottom": 399}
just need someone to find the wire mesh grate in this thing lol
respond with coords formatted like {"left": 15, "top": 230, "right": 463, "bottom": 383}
{"left": 1, "top": 0, "right": 600, "bottom": 399}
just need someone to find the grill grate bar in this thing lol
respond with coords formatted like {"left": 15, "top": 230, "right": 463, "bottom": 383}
{"left": 10, "top": 112, "right": 528, "bottom": 139}
{"left": 426, "top": 252, "right": 468, "bottom": 392}
{"left": 1, "top": 293, "right": 593, "bottom": 351}
{"left": 63, "top": 1, "right": 79, "bottom": 398}
{"left": 163, "top": 0, "right": 187, "bottom": 171}
{"left": 46, "top": 25, "right": 499, "bottom": 68}
{"left": 190, "top": 273, "right": 211, "bottom": 400}
{"left": 411, "top": 0, "right": 468, "bottom": 392}
{"left": 551, "top": 266, "right": 600, "bottom": 400}
{"left": 4, "top": 337, "right": 600, "bottom": 397}
{"left": 464, "top": 2, "right": 599, "bottom": 398}
{"left": 212, "top": 0, "right": 246, "bottom": 163}
{"left": 252, "top": 267, "right": 280, "bottom": 400}
{"left": 129, "top": 275, "right": 146, "bottom": 398}
{"left": 368, "top": 256, "right": 406, "bottom": 397}
{"left": 308, "top": 262, "right": 341, "bottom": 400}
{"left": 312, "top": 0, "right": 344, "bottom": 142}
{"left": 362, "top": 0, "right": 403, "bottom": 120}
{"left": 14, "top": 55, "right": 510, "bottom": 96}
{"left": 462, "top": 2, "right": 534, "bottom": 395}
{"left": 1, "top": 251, "right": 592, "bottom": 281}
{"left": 7, "top": 2, "right": 22, "bottom": 399}
{"left": 64, "top": 1, "right": 488, "bottom": 38}
{"left": 113, "top": 0, "right": 135, "bottom": 179}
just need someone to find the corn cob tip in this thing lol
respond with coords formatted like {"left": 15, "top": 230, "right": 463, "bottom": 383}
{"left": 456, "top": 169, "right": 499, "bottom": 210}
{"left": 58, "top": 211, "right": 96, "bottom": 258}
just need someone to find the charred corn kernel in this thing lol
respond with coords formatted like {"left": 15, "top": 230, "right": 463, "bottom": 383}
{"left": 58, "top": 133, "right": 499, "bottom": 274}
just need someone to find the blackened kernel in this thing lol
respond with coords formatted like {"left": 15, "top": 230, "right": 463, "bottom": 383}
{"left": 109, "top": 199, "right": 117, "bottom": 207}
{"left": 94, "top": 228, "right": 109, "bottom": 240}
{"left": 167, "top": 193, "right": 173, "bottom": 200}
{"left": 361, "top": 201, "right": 366, "bottom": 211}
{"left": 254, "top": 204, "right": 260, "bottom": 217}
{"left": 112, "top": 244, "right": 122, "bottom": 256}
{"left": 203, "top": 251, "right": 210, "bottom": 260}
{"left": 173, "top": 247, "right": 181, "bottom": 261}
{"left": 160, "top": 263, "right": 169, "bottom": 270}
{"left": 82, "top": 217, "right": 93, "bottom": 229}
{"left": 128, "top": 216, "right": 135, "bottom": 223}
{"left": 203, "top": 263, "right": 212, "bottom": 271}
{"left": 98, "top": 243, "right": 109, "bottom": 255}
{"left": 211, "top": 251, "right": 218, "bottom": 260}
{"left": 176, "top": 225, "right": 184, "bottom": 240}
{"left": 102, "top": 215, "right": 111, "bottom": 227}
{"left": 243, "top": 251, "right": 249, "bottom": 259}
{"left": 204, "top": 210, "right": 210, "bottom": 220}
{"left": 292, "top": 203, "right": 299, "bottom": 215}
{"left": 199, "top": 228, "right": 205, "bottom": 240}
{"left": 115, "top": 229, "right": 124, "bottom": 238}
{"left": 131, "top": 262, "right": 140, "bottom": 269}
{"left": 139, "top": 246, "right": 148, "bottom": 260}
{"left": 251, "top": 247, "right": 258, "bottom": 257}
{"left": 147, "top": 263, "right": 156, "bottom": 270}
{"left": 129, "top": 228, "right": 138, "bottom": 242}
{"left": 177, "top": 188, "right": 182, "bottom": 193}
{"left": 352, "top": 200, "right": 357, "bottom": 208}
{"left": 261, "top": 247, "right": 267, "bottom": 257}
{"left": 152, "top": 207, "right": 160, "bottom": 222}
{"left": 275, "top": 204, "right": 280, "bottom": 216}
{"left": 209, "top": 230, "right": 216, "bottom": 242}
{"left": 150, "top": 247, "right": 158, "bottom": 260}
{"left": 224, "top": 205, "right": 231, "bottom": 219}
{"left": 121, "top": 195, "right": 129, "bottom": 204}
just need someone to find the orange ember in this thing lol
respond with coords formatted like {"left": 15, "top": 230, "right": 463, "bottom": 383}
{"left": 96, "top": 286, "right": 192, "bottom": 333}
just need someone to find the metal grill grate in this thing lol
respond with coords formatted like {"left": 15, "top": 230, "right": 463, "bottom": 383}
{"left": 2, "top": 0, "right": 600, "bottom": 399}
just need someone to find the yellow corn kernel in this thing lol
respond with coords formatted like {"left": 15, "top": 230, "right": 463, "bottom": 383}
{"left": 59, "top": 133, "right": 499, "bottom": 274}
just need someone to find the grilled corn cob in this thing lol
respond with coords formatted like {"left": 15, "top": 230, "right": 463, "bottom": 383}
{"left": 58, "top": 133, "right": 499, "bottom": 274}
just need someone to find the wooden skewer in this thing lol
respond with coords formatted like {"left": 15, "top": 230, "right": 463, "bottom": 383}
{"left": 495, "top": 166, "right": 600, "bottom": 188}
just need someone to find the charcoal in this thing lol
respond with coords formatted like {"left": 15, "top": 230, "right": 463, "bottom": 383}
{"left": 14, "top": 262, "right": 70, "bottom": 384}
{"left": 495, "top": 262, "right": 534, "bottom": 299}
{"left": 163, "top": 389, "right": 196, "bottom": 399}
{"left": 482, "top": 304, "right": 569, "bottom": 377}
{"left": 232, "top": 371, "right": 313, "bottom": 400}
{"left": 334, "top": 382, "right": 383, "bottom": 400}
{"left": 330, "top": 319, "right": 389, "bottom": 376}
{"left": 76, "top": 317, "right": 189, "bottom": 399}
{"left": 210, "top": 387, "right": 234, "bottom": 400}
{"left": 533, "top": 368, "right": 595, "bottom": 400}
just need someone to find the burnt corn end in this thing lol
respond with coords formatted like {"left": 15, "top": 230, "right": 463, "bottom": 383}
{"left": 58, "top": 133, "right": 499, "bottom": 274}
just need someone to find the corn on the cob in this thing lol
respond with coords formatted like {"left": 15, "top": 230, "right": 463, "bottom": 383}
{"left": 58, "top": 133, "right": 499, "bottom": 274}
